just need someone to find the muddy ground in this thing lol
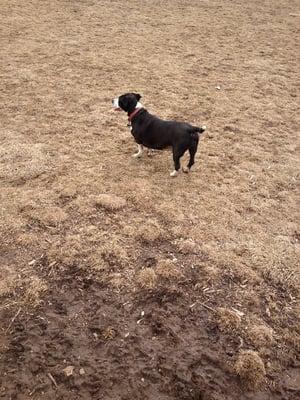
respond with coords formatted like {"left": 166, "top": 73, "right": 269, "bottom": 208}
{"left": 0, "top": 0, "right": 299, "bottom": 399}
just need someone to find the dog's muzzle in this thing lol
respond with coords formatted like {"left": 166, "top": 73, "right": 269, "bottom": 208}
{"left": 112, "top": 98, "right": 121, "bottom": 110}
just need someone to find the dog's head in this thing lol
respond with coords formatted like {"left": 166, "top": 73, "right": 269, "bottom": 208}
{"left": 112, "top": 93, "right": 142, "bottom": 113}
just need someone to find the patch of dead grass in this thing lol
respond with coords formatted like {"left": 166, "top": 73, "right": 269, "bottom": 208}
{"left": 109, "top": 273, "right": 126, "bottom": 291}
{"left": 156, "top": 259, "right": 183, "bottom": 280}
{"left": 217, "top": 307, "right": 242, "bottom": 333}
{"left": 47, "top": 234, "right": 88, "bottom": 267}
{"left": 234, "top": 350, "right": 266, "bottom": 389}
{"left": 47, "top": 233, "right": 128, "bottom": 273}
{"left": 0, "top": 266, "right": 19, "bottom": 297}
{"left": 246, "top": 324, "right": 274, "bottom": 348}
{"left": 93, "top": 194, "right": 127, "bottom": 211}
{"left": 137, "top": 268, "right": 157, "bottom": 289}
{"left": 0, "top": 131, "right": 53, "bottom": 183}
{"left": 177, "top": 239, "right": 199, "bottom": 254}
{"left": 70, "top": 196, "right": 96, "bottom": 216}
{"left": 17, "top": 232, "right": 40, "bottom": 247}
{"left": 132, "top": 219, "right": 165, "bottom": 243}
{"left": 24, "top": 276, "right": 48, "bottom": 307}
{"left": 27, "top": 206, "right": 68, "bottom": 227}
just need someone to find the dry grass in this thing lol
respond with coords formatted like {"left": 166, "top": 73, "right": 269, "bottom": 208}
{"left": 0, "top": 266, "right": 18, "bottom": 297}
{"left": 177, "top": 239, "right": 199, "bottom": 255}
{"left": 234, "top": 350, "right": 266, "bottom": 389}
{"left": 246, "top": 324, "right": 274, "bottom": 348}
{"left": 102, "top": 326, "right": 117, "bottom": 340}
{"left": 0, "top": 0, "right": 299, "bottom": 397}
{"left": 134, "top": 219, "right": 165, "bottom": 243}
{"left": 0, "top": 131, "right": 54, "bottom": 183}
{"left": 27, "top": 206, "right": 68, "bottom": 227}
{"left": 0, "top": 267, "right": 47, "bottom": 308}
{"left": 137, "top": 268, "right": 157, "bottom": 289}
{"left": 93, "top": 194, "right": 127, "bottom": 211}
{"left": 24, "top": 277, "right": 48, "bottom": 307}
{"left": 156, "top": 259, "right": 183, "bottom": 280}
{"left": 217, "top": 308, "right": 242, "bottom": 333}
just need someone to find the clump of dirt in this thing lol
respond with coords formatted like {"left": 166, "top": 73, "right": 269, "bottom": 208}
{"left": 235, "top": 350, "right": 266, "bottom": 389}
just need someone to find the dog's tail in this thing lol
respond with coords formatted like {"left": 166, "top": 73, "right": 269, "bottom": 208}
{"left": 189, "top": 125, "right": 206, "bottom": 140}
{"left": 192, "top": 125, "right": 206, "bottom": 134}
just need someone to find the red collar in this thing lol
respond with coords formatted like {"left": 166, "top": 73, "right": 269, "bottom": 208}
{"left": 128, "top": 108, "right": 142, "bottom": 122}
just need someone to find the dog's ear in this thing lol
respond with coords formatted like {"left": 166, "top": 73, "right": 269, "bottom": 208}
{"left": 135, "top": 93, "right": 142, "bottom": 101}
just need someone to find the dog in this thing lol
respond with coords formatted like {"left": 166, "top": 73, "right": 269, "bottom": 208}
{"left": 112, "top": 93, "right": 206, "bottom": 176}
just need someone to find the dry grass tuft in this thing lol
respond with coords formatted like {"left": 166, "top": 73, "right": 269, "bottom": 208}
{"left": 235, "top": 350, "right": 266, "bottom": 389}
{"left": 137, "top": 268, "right": 157, "bottom": 289}
{"left": 102, "top": 326, "right": 117, "bottom": 340}
{"left": 97, "top": 241, "right": 128, "bottom": 267}
{"left": 58, "top": 185, "right": 78, "bottom": 200}
{"left": 48, "top": 234, "right": 128, "bottom": 272}
{"left": 17, "top": 232, "right": 40, "bottom": 247}
{"left": 177, "top": 239, "right": 199, "bottom": 254}
{"left": 109, "top": 273, "right": 125, "bottom": 290}
{"left": 135, "top": 219, "right": 164, "bottom": 243}
{"left": 28, "top": 206, "right": 68, "bottom": 226}
{"left": 262, "top": 262, "right": 299, "bottom": 291}
{"left": 156, "top": 259, "right": 183, "bottom": 280}
{"left": 93, "top": 194, "right": 126, "bottom": 211}
{"left": 0, "top": 132, "right": 53, "bottom": 183}
{"left": 217, "top": 307, "right": 242, "bottom": 332}
{"left": 47, "top": 235, "right": 84, "bottom": 267}
{"left": 0, "top": 266, "right": 18, "bottom": 297}
{"left": 246, "top": 324, "right": 274, "bottom": 348}
{"left": 71, "top": 196, "right": 95, "bottom": 216}
{"left": 24, "top": 277, "right": 48, "bottom": 306}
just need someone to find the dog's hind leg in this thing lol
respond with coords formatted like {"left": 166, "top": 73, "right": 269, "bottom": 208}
{"left": 170, "top": 146, "right": 186, "bottom": 177}
{"left": 183, "top": 139, "right": 199, "bottom": 173}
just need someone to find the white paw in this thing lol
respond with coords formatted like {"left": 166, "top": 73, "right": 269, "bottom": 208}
{"left": 170, "top": 170, "right": 179, "bottom": 177}
{"left": 182, "top": 167, "right": 190, "bottom": 173}
{"left": 132, "top": 152, "right": 142, "bottom": 158}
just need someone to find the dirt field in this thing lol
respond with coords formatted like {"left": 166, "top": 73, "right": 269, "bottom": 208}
{"left": 0, "top": 0, "right": 299, "bottom": 399}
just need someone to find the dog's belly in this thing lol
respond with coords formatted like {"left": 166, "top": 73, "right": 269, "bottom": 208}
{"left": 143, "top": 141, "right": 170, "bottom": 150}
{"left": 132, "top": 132, "right": 171, "bottom": 150}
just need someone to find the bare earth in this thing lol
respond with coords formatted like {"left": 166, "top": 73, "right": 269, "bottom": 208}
{"left": 0, "top": 0, "right": 299, "bottom": 399}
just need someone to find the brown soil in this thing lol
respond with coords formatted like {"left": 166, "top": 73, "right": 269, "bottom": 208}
{"left": 0, "top": 0, "right": 299, "bottom": 399}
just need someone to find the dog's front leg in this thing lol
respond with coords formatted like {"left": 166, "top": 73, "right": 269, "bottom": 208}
{"left": 133, "top": 144, "right": 143, "bottom": 158}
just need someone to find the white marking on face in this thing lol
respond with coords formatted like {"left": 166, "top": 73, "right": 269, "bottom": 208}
{"left": 112, "top": 97, "right": 119, "bottom": 109}
{"left": 133, "top": 144, "right": 143, "bottom": 158}
{"left": 170, "top": 170, "right": 179, "bottom": 177}
{"left": 136, "top": 102, "right": 143, "bottom": 108}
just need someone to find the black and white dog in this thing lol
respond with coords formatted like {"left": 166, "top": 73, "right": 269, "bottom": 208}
{"left": 112, "top": 93, "right": 206, "bottom": 176}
